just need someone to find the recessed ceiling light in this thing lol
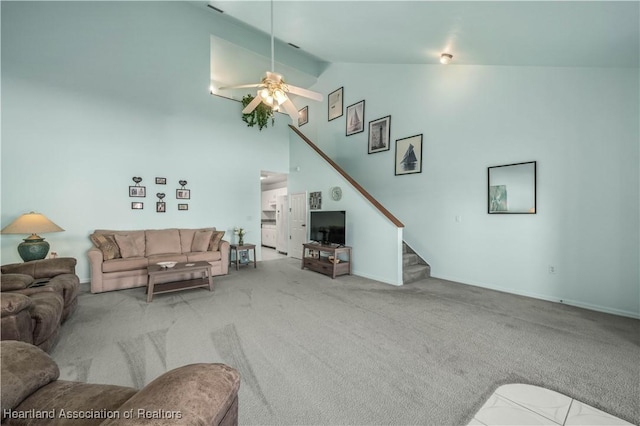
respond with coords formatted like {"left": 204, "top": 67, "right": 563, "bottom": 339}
{"left": 440, "top": 53, "right": 453, "bottom": 65}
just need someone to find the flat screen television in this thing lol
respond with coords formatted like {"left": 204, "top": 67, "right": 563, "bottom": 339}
{"left": 309, "top": 210, "right": 346, "bottom": 246}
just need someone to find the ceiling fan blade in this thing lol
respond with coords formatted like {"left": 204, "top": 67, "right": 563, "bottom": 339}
{"left": 219, "top": 83, "right": 264, "bottom": 90}
{"left": 286, "top": 85, "right": 323, "bottom": 102}
{"left": 281, "top": 98, "right": 300, "bottom": 124}
{"left": 242, "top": 95, "right": 263, "bottom": 114}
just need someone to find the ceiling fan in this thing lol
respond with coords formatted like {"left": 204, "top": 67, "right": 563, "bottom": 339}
{"left": 218, "top": 0, "right": 323, "bottom": 124}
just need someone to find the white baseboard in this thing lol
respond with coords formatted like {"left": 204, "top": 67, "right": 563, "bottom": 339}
{"left": 432, "top": 274, "right": 640, "bottom": 320}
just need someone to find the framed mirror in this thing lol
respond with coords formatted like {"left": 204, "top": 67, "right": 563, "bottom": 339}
{"left": 488, "top": 161, "right": 536, "bottom": 214}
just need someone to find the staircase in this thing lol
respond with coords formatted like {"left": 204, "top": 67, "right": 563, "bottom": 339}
{"left": 403, "top": 242, "right": 431, "bottom": 284}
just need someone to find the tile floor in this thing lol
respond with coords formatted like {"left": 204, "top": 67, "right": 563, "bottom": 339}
{"left": 468, "top": 384, "right": 632, "bottom": 425}
{"left": 261, "top": 246, "right": 288, "bottom": 261}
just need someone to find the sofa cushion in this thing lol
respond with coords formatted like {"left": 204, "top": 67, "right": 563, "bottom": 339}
{"left": 102, "top": 257, "right": 148, "bottom": 274}
{"left": 192, "top": 230, "right": 214, "bottom": 252}
{"left": 1, "top": 274, "right": 34, "bottom": 291}
{"left": 179, "top": 228, "right": 215, "bottom": 253}
{"left": 90, "top": 233, "right": 121, "bottom": 260}
{"left": 146, "top": 229, "right": 181, "bottom": 256}
{"left": 1, "top": 341, "right": 60, "bottom": 417}
{"left": 95, "top": 230, "right": 146, "bottom": 258}
{"left": 147, "top": 254, "right": 188, "bottom": 264}
{"left": 209, "top": 230, "right": 225, "bottom": 251}
{"left": 186, "top": 251, "right": 221, "bottom": 263}
{"left": 115, "top": 234, "right": 143, "bottom": 258}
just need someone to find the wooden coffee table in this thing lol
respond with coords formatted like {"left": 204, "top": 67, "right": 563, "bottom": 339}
{"left": 146, "top": 261, "right": 213, "bottom": 302}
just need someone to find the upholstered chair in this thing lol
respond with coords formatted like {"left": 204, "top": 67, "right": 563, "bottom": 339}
{"left": 1, "top": 257, "right": 80, "bottom": 321}
{"left": 1, "top": 258, "right": 80, "bottom": 351}
{"left": 1, "top": 340, "right": 241, "bottom": 426}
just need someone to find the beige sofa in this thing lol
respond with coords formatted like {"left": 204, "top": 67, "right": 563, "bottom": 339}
{"left": 89, "top": 228, "right": 229, "bottom": 293}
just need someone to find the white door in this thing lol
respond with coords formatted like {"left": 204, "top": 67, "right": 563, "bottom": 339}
{"left": 289, "top": 192, "right": 307, "bottom": 259}
{"left": 276, "top": 195, "right": 289, "bottom": 254}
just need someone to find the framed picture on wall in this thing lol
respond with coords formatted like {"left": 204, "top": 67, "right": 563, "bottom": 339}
{"left": 346, "top": 100, "right": 365, "bottom": 136}
{"left": 368, "top": 115, "right": 391, "bottom": 154}
{"left": 328, "top": 87, "right": 344, "bottom": 121}
{"left": 298, "top": 106, "right": 309, "bottom": 127}
{"left": 176, "top": 189, "right": 191, "bottom": 199}
{"left": 129, "top": 186, "right": 146, "bottom": 197}
{"left": 395, "top": 134, "right": 423, "bottom": 176}
{"left": 156, "top": 202, "right": 166, "bottom": 213}
{"left": 155, "top": 177, "right": 167, "bottom": 184}
{"left": 131, "top": 202, "right": 144, "bottom": 210}
{"left": 178, "top": 204, "right": 189, "bottom": 211}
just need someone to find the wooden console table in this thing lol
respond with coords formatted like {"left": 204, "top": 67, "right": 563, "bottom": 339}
{"left": 301, "top": 243, "right": 352, "bottom": 279}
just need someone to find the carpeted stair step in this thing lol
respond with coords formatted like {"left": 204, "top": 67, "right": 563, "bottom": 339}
{"left": 403, "top": 263, "right": 431, "bottom": 284}
{"left": 403, "top": 253, "right": 420, "bottom": 267}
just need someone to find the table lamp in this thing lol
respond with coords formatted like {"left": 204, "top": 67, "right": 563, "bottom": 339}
{"left": 1, "top": 212, "right": 64, "bottom": 261}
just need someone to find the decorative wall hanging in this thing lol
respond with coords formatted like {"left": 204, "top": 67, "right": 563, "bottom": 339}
{"left": 129, "top": 177, "right": 146, "bottom": 197}
{"left": 328, "top": 87, "right": 344, "bottom": 121}
{"left": 156, "top": 193, "right": 166, "bottom": 213}
{"left": 331, "top": 186, "right": 342, "bottom": 201}
{"left": 346, "top": 100, "right": 365, "bottom": 136}
{"left": 395, "top": 134, "right": 423, "bottom": 176}
{"left": 176, "top": 180, "right": 190, "bottom": 199}
{"left": 131, "top": 202, "right": 143, "bottom": 210}
{"left": 178, "top": 204, "right": 189, "bottom": 211}
{"left": 368, "top": 115, "right": 391, "bottom": 154}
{"left": 155, "top": 177, "right": 167, "bottom": 184}
{"left": 298, "top": 106, "right": 309, "bottom": 127}
{"left": 309, "top": 191, "right": 322, "bottom": 210}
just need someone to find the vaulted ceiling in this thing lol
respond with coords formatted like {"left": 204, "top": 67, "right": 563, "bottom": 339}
{"left": 203, "top": 1, "right": 639, "bottom": 68}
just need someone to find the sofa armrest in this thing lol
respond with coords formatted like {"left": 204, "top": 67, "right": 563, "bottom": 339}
{"left": 102, "top": 363, "right": 240, "bottom": 426}
{"left": 88, "top": 247, "right": 105, "bottom": 293}
{"left": 1, "top": 292, "right": 32, "bottom": 318}
{"left": 1, "top": 258, "right": 76, "bottom": 279}
{"left": 1, "top": 341, "right": 59, "bottom": 417}
{"left": 1, "top": 273, "right": 34, "bottom": 292}
{"left": 219, "top": 241, "right": 230, "bottom": 275}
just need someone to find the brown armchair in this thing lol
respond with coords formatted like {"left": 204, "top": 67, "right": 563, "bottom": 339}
{"left": 1, "top": 258, "right": 80, "bottom": 352}
{"left": 1, "top": 340, "right": 240, "bottom": 425}
{"left": 1, "top": 257, "right": 79, "bottom": 321}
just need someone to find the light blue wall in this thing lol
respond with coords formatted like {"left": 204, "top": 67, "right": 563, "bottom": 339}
{"left": 308, "top": 63, "right": 639, "bottom": 317}
{"left": 1, "top": 1, "right": 293, "bottom": 281}
{"left": 2, "top": 2, "right": 638, "bottom": 317}
{"left": 288, "top": 129, "right": 403, "bottom": 285}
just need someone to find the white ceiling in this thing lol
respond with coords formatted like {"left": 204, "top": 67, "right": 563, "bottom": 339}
{"left": 205, "top": 1, "right": 639, "bottom": 68}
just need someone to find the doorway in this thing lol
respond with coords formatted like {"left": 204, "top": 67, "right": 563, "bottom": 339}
{"left": 289, "top": 192, "right": 307, "bottom": 259}
{"left": 260, "top": 171, "right": 288, "bottom": 261}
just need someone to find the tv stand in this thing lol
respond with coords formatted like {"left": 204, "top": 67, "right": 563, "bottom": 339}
{"left": 302, "top": 243, "right": 352, "bottom": 279}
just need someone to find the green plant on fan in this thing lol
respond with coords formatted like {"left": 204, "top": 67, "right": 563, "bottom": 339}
{"left": 241, "top": 94, "right": 275, "bottom": 131}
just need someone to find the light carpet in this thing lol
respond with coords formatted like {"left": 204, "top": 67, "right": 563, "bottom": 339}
{"left": 52, "top": 258, "right": 640, "bottom": 425}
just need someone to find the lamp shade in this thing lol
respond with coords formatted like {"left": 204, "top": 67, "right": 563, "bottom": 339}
{"left": 1, "top": 212, "right": 64, "bottom": 262}
{"left": 1, "top": 212, "right": 64, "bottom": 235}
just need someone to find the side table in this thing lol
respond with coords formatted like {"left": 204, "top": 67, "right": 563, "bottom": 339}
{"left": 230, "top": 243, "right": 257, "bottom": 270}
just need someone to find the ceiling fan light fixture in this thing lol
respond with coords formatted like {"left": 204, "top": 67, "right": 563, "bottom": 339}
{"left": 273, "top": 89, "right": 287, "bottom": 104}
{"left": 440, "top": 53, "right": 453, "bottom": 64}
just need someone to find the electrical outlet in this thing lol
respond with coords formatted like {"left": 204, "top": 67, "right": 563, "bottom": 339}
{"left": 548, "top": 265, "right": 556, "bottom": 274}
